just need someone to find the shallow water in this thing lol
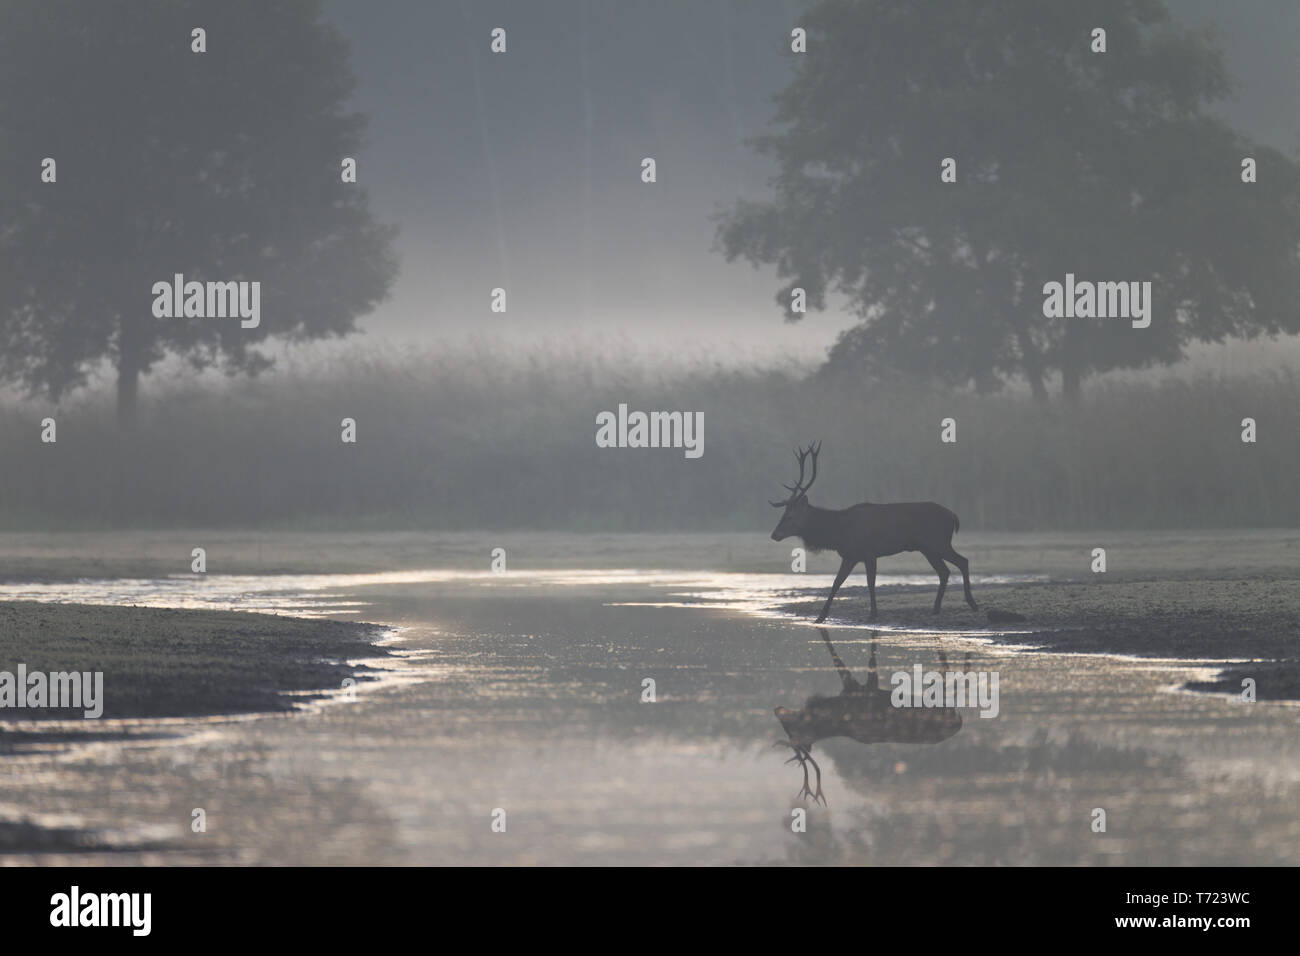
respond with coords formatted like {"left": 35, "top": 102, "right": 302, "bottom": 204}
{"left": 0, "top": 538, "right": 1297, "bottom": 865}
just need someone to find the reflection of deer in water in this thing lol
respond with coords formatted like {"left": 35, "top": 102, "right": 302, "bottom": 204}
{"left": 775, "top": 629, "right": 965, "bottom": 805}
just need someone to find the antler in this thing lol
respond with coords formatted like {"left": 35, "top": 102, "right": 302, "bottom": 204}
{"left": 774, "top": 740, "right": 826, "bottom": 805}
{"left": 786, "top": 746, "right": 826, "bottom": 806}
{"left": 769, "top": 440, "right": 822, "bottom": 507}
{"left": 804, "top": 440, "right": 820, "bottom": 493}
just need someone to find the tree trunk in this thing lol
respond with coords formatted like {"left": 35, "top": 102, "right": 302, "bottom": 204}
{"left": 116, "top": 313, "right": 142, "bottom": 428}
{"left": 1061, "top": 323, "right": 1082, "bottom": 404}
{"left": 1025, "top": 365, "right": 1048, "bottom": 403}
{"left": 1014, "top": 328, "right": 1048, "bottom": 402}
{"left": 1062, "top": 363, "right": 1081, "bottom": 404}
{"left": 116, "top": 360, "right": 139, "bottom": 428}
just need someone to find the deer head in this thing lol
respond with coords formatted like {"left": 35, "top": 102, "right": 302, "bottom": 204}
{"left": 769, "top": 441, "right": 820, "bottom": 542}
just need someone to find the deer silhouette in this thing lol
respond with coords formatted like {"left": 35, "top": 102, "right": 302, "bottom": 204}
{"left": 770, "top": 442, "right": 977, "bottom": 622}
{"left": 775, "top": 629, "right": 965, "bottom": 805}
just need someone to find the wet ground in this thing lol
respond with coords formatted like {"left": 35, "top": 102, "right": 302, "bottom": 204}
{"left": 0, "top": 530, "right": 1296, "bottom": 865}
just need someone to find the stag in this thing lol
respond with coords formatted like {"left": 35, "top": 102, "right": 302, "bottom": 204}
{"left": 770, "top": 442, "right": 976, "bottom": 623}
{"left": 775, "top": 629, "right": 965, "bottom": 805}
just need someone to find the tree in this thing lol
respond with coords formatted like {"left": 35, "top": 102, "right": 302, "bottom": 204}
{"left": 716, "top": 0, "right": 1300, "bottom": 401}
{"left": 0, "top": 0, "right": 398, "bottom": 425}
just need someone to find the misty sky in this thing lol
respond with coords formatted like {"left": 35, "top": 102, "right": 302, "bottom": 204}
{"left": 320, "top": 0, "right": 1300, "bottom": 364}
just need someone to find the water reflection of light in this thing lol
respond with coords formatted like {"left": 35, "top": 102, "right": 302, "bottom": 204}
{"left": 603, "top": 571, "right": 1051, "bottom": 637}
{"left": 0, "top": 569, "right": 1048, "bottom": 619}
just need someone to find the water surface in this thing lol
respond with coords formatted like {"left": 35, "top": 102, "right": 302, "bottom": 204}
{"left": 0, "top": 533, "right": 1295, "bottom": 865}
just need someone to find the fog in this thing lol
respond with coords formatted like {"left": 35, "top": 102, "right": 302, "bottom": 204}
{"left": 321, "top": 0, "right": 1300, "bottom": 356}
{"left": 1, "top": 0, "right": 1297, "bottom": 531}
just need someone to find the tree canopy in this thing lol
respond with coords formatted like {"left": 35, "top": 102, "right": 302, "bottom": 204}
{"left": 716, "top": 0, "right": 1300, "bottom": 399}
{"left": 0, "top": 0, "right": 398, "bottom": 423}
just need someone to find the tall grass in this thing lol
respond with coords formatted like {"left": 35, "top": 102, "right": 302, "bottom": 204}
{"left": 1, "top": 346, "right": 1295, "bottom": 531}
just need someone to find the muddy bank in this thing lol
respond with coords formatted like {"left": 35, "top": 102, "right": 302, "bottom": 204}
{"left": 0, "top": 601, "right": 393, "bottom": 856}
{"left": 0, "top": 601, "right": 391, "bottom": 721}
{"left": 777, "top": 577, "right": 1300, "bottom": 700}
{"left": 0, "top": 819, "right": 184, "bottom": 857}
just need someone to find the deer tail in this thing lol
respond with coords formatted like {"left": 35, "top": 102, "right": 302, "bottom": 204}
{"left": 953, "top": 513, "right": 960, "bottom": 535}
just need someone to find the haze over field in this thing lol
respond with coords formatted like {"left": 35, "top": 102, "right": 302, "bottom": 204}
{"left": 0, "top": 1, "right": 1297, "bottom": 876}
{"left": 3, "top": 0, "right": 1300, "bottom": 397}
{"left": 317, "top": 0, "right": 1300, "bottom": 359}
{"left": 2, "top": 1, "right": 1298, "bottom": 531}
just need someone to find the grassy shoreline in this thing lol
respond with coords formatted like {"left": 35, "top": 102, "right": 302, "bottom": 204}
{"left": 0, "top": 601, "right": 391, "bottom": 721}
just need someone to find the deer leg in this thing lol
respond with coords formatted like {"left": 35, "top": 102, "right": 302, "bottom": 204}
{"left": 819, "top": 629, "right": 856, "bottom": 690}
{"left": 865, "top": 556, "right": 878, "bottom": 619}
{"left": 945, "top": 547, "right": 977, "bottom": 610}
{"left": 814, "top": 557, "right": 854, "bottom": 624}
{"left": 923, "top": 551, "right": 949, "bottom": 613}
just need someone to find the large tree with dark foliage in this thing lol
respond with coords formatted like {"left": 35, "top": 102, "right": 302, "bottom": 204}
{"left": 716, "top": 0, "right": 1300, "bottom": 400}
{"left": 0, "top": 0, "right": 398, "bottom": 424}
